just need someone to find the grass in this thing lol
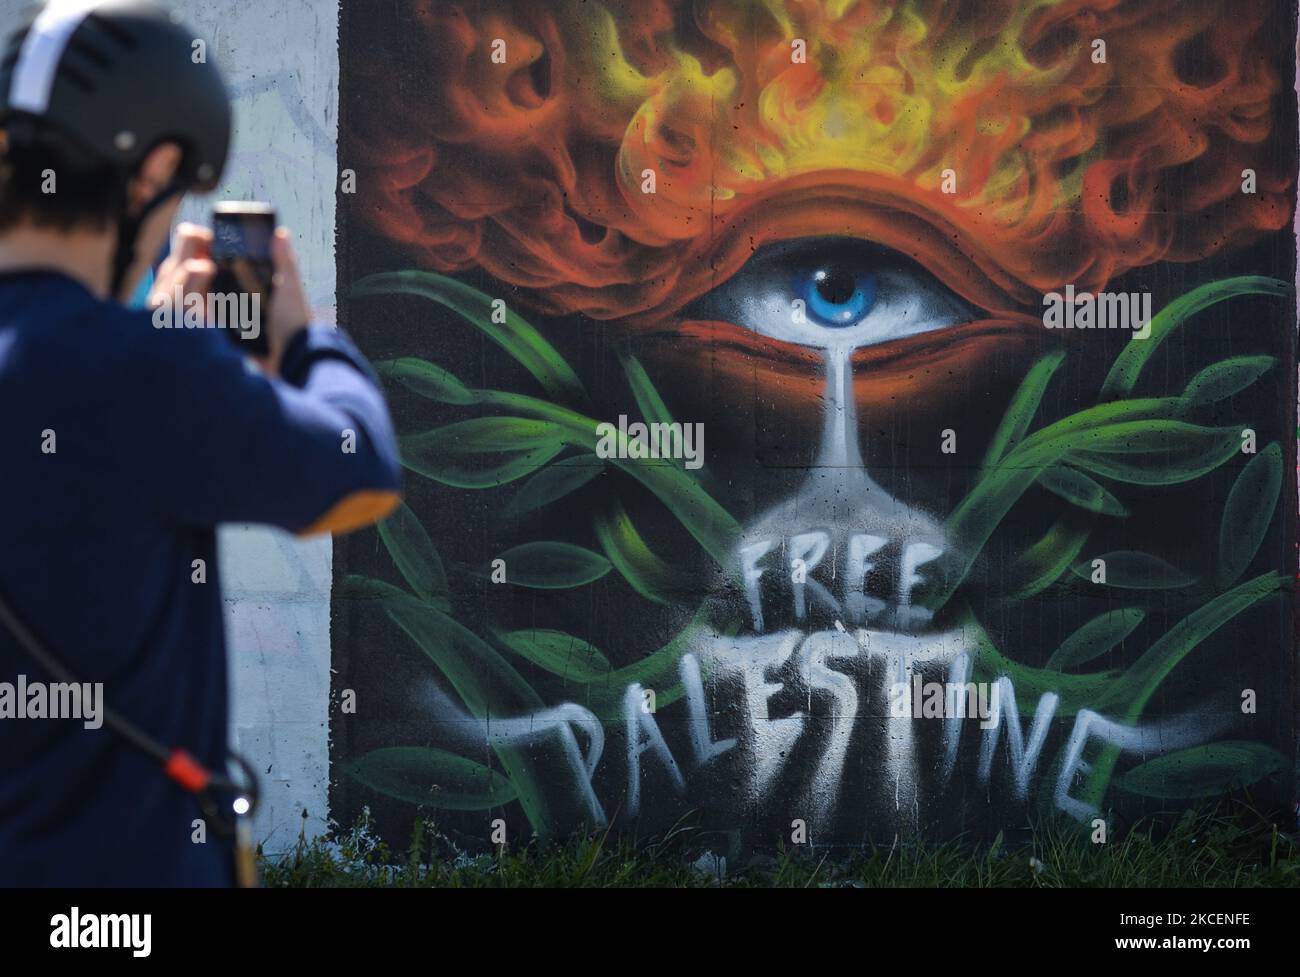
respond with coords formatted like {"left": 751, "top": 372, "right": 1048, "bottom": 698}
{"left": 261, "top": 803, "right": 1300, "bottom": 888}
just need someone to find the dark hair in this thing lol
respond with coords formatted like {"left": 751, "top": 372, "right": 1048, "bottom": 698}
{"left": 0, "top": 129, "right": 125, "bottom": 232}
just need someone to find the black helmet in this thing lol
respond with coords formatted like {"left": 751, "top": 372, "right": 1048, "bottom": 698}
{"left": 0, "top": 0, "right": 231, "bottom": 292}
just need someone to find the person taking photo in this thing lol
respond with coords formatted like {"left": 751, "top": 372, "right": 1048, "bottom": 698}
{"left": 0, "top": 0, "right": 402, "bottom": 885}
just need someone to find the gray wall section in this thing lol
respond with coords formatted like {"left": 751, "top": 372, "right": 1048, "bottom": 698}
{"left": 0, "top": 0, "right": 339, "bottom": 854}
{"left": 176, "top": 0, "right": 339, "bottom": 859}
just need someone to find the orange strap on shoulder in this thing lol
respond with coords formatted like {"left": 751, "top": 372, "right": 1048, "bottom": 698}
{"left": 297, "top": 490, "right": 401, "bottom": 537}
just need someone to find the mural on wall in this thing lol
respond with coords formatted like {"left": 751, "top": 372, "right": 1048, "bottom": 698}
{"left": 332, "top": 0, "right": 1298, "bottom": 851}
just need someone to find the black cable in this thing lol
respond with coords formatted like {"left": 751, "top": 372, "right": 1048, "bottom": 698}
{"left": 0, "top": 588, "right": 259, "bottom": 833}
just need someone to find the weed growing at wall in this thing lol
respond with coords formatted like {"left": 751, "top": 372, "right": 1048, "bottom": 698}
{"left": 263, "top": 803, "right": 1299, "bottom": 888}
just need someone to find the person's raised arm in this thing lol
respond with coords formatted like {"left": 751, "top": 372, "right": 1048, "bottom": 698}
{"left": 133, "top": 225, "right": 402, "bottom": 534}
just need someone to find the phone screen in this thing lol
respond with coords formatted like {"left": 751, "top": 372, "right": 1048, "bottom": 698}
{"left": 210, "top": 202, "right": 276, "bottom": 356}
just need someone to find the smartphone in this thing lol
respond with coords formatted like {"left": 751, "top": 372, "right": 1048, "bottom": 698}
{"left": 210, "top": 202, "right": 276, "bottom": 356}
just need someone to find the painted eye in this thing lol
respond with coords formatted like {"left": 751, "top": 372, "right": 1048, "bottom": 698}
{"left": 800, "top": 264, "right": 877, "bottom": 326}
{"left": 684, "top": 237, "right": 974, "bottom": 350}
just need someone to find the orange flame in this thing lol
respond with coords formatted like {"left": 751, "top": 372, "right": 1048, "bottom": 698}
{"left": 349, "top": 0, "right": 1292, "bottom": 321}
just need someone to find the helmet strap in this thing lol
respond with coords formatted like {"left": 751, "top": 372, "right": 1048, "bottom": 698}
{"left": 110, "top": 178, "right": 183, "bottom": 303}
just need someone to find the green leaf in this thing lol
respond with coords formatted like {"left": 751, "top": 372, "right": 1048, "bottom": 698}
{"left": 354, "top": 271, "right": 587, "bottom": 404}
{"left": 1180, "top": 355, "right": 1277, "bottom": 407}
{"left": 1004, "top": 516, "right": 1090, "bottom": 601}
{"left": 1114, "top": 742, "right": 1287, "bottom": 799}
{"left": 378, "top": 594, "right": 552, "bottom": 835}
{"left": 400, "top": 417, "right": 569, "bottom": 488}
{"left": 1100, "top": 277, "right": 1290, "bottom": 399}
{"left": 1218, "top": 443, "right": 1282, "bottom": 588}
{"left": 1065, "top": 421, "right": 1240, "bottom": 485}
{"left": 497, "top": 629, "right": 612, "bottom": 682}
{"left": 494, "top": 541, "right": 612, "bottom": 589}
{"left": 376, "top": 357, "right": 474, "bottom": 405}
{"left": 343, "top": 746, "right": 517, "bottom": 810}
{"left": 502, "top": 456, "right": 604, "bottom": 517}
{"left": 613, "top": 454, "right": 739, "bottom": 575}
{"left": 1037, "top": 466, "right": 1127, "bottom": 516}
{"left": 1080, "top": 572, "right": 1285, "bottom": 809}
{"left": 938, "top": 399, "right": 1182, "bottom": 609}
{"left": 382, "top": 597, "right": 540, "bottom": 717}
{"left": 620, "top": 351, "right": 677, "bottom": 429}
{"left": 377, "top": 502, "right": 448, "bottom": 606}
{"left": 1069, "top": 551, "right": 1195, "bottom": 589}
{"left": 592, "top": 498, "right": 685, "bottom": 604}
{"left": 335, "top": 574, "right": 410, "bottom": 603}
{"left": 578, "top": 605, "right": 722, "bottom": 721}
{"left": 939, "top": 465, "right": 1046, "bottom": 609}
{"left": 619, "top": 351, "right": 731, "bottom": 497}
{"left": 969, "top": 614, "right": 1120, "bottom": 719}
{"left": 468, "top": 387, "right": 742, "bottom": 573}
{"left": 1098, "top": 572, "right": 1284, "bottom": 718}
{"left": 1024, "top": 397, "right": 1185, "bottom": 450}
{"left": 1045, "top": 609, "right": 1145, "bottom": 670}
{"left": 979, "top": 573, "right": 1284, "bottom": 815}
{"left": 980, "top": 351, "right": 1064, "bottom": 474}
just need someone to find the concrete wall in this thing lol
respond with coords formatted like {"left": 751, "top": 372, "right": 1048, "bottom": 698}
{"left": 330, "top": 0, "right": 1298, "bottom": 854}
{"left": 179, "top": 0, "right": 338, "bottom": 854}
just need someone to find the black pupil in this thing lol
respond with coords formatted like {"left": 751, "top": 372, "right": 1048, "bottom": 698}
{"left": 815, "top": 265, "right": 857, "bottom": 305}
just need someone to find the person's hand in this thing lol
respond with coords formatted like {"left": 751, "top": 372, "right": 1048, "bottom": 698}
{"left": 259, "top": 228, "right": 311, "bottom": 375}
{"left": 148, "top": 223, "right": 215, "bottom": 310}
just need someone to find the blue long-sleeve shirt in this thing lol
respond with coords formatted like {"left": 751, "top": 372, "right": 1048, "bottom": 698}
{"left": 0, "top": 269, "right": 401, "bottom": 886}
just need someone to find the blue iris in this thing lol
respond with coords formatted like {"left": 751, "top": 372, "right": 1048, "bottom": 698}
{"left": 798, "top": 265, "right": 876, "bottom": 326}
